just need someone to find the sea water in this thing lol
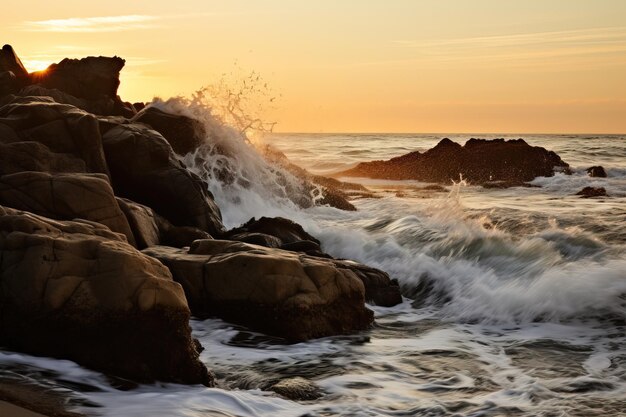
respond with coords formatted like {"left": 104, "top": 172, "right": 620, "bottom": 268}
{"left": 1, "top": 125, "right": 624, "bottom": 416}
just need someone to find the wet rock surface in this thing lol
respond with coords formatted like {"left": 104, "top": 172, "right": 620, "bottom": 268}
{"left": 337, "top": 138, "right": 570, "bottom": 186}
{"left": 0, "top": 206, "right": 211, "bottom": 386}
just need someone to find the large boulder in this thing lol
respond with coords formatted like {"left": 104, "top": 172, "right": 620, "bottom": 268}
{"left": 101, "top": 123, "right": 224, "bottom": 236}
{"left": 143, "top": 240, "right": 374, "bottom": 342}
{"left": 0, "top": 206, "right": 212, "bottom": 385}
{"left": 133, "top": 106, "right": 206, "bottom": 155}
{"left": 0, "top": 96, "right": 110, "bottom": 176}
{"left": 337, "top": 138, "right": 570, "bottom": 185}
{"left": 0, "top": 172, "right": 135, "bottom": 245}
{"left": 29, "top": 56, "right": 124, "bottom": 102}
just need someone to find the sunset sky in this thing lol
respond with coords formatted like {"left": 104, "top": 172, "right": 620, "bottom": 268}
{"left": 3, "top": 0, "right": 626, "bottom": 133}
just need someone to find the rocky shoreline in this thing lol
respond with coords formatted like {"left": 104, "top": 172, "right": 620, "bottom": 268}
{"left": 0, "top": 43, "right": 402, "bottom": 394}
{"left": 0, "top": 43, "right": 613, "bottom": 415}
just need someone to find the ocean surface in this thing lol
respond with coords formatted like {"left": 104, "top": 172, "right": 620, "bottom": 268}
{"left": 1, "top": 129, "right": 625, "bottom": 416}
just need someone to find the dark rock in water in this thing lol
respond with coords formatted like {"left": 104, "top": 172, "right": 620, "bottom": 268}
{"left": 228, "top": 232, "right": 283, "bottom": 248}
{"left": 332, "top": 259, "right": 403, "bottom": 307}
{"left": 576, "top": 186, "right": 608, "bottom": 198}
{"left": 0, "top": 172, "right": 135, "bottom": 245}
{"left": 0, "top": 96, "right": 110, "bottom": 176}
{"left": 270, "top": 377, "right": 322, "bottom": 400}
{"left": 101, "top": 122, "right": 225, "bottom": 236}
{"left": 337, "top": 138, "right": 570, "bottom": 186}
{"left": 586, "top": 166, "right": 607, "bottom": 178}
{"left": 29, "top": 55, "right": 125, "bottom": 102}
{"left": 482, "top": 181, "right": 538, "bottom": 189}
{"left": 226, "top": 216, "right": 320, "bottom": 245}
{"left": 419, "top": 184, "right": 448, "bottom": 192}
{"left": 280, "top": 239, "right": 322, "bottom": 254}
{"left": 0, "top": 206, "right": 212, "bottom": 386}
{"left": 133, "top": 106, "right": 206, "bottom": 155}
{"left": 143, "top": 240, "right": 374, "bottom": 342}
{"left": 0, "top": 45, "right": 29, "bottom": 82}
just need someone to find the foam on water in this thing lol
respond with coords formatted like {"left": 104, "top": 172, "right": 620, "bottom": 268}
{"left": 1, "top": 102, "right": 625, "bottom": 415}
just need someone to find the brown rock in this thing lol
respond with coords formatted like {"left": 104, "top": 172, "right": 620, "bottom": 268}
{"left": 337, "top": 138, "right": 570, "bottom": 186}
{"left": 0, "top": 45, "right": 29, "bottom": 82}
{"left": 133, "top": 106, "right": 206, "bottom": 155}
{"left": 576, "top": 186, "right": 608, "bottom": 198}
{"left": 226, "top": 217, "right": 320, "bottom": 245}
{"left": 0, "top": 172, "right": 135, "bottom": 245}
{"left": 29, "top": 56, "right": 125, "bottom": 101}
{"left": 332, "top": 259, "right": 402, "bottom": 307}
{"left": 0, "top": 206, "right": 212, "bottom": 386}
{"left": 586, "top": 166, "right": 607, "bottom": 178}
{"left": 143, "top": 240, "right": 374, "bottom": 342}
{"left": 270, "top": 377, "right": 322, "bottom": 400}
{"left": 102, "top": 123, "right": 224, "bottom": 236}
{"left": 116, "top": 197, "right": 161, "bottom": 248}
{"left": 0, "top": 96, "right": 110, "bottom": 176}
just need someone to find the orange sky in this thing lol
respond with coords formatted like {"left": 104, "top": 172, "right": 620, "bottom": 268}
{"left": 3, "top": 0, "right": 626, "bottom": 133}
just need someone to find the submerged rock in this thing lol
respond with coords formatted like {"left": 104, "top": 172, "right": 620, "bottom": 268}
{"left": 586, "top": 166, "right": 607, "bottom": 178}
{"left": 270, "top": 377, "right": 323, "bottom": 400}
{"left": 0, "top": 206, "right": 212, "bottom": 386}
{"left": 143, "top": 240, "right": 374, "bottom": 342}
{"left": 102, "top": 123, "right": 225, "bottom": 236}
{"left": 337, "top": 138, "right": 570, "bottom": 186}
{"left": 576, "top": 186, "right": 608, "bottom": 198}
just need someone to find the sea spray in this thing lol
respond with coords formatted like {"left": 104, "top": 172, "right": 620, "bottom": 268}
{"left": 147, "top": 95, "right": 313, "bottom": 228}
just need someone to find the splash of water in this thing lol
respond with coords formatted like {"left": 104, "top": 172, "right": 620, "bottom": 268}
{"left": 148, "top": 87, "right": 312, "bottom": 228}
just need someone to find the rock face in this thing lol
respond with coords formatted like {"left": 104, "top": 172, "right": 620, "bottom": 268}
{"left": 337, "top": 138, "right": 570, "bottom": 185}
{"left": 143, "top": 240, "right": 374, "bottom": 342}
{"left": 576, "top": 186, "right": 608, "bottom": 198}
{"left": 133, "top": 106, "right": 206, "bottom": 155}
{"left": 1, "top": 45, "right": 29, "bottom": 96}
{"left": 102, "top": 123, "right": 224, "bottom": 236}
{"left": 587, "top": 166, "right": 607, "bottom": 178}
{"left": 0, "top": 172, "right": 135, "bottom": 245}
{"left": 0, "top": 96, "right": 110, "bottom": 176}
{"left": 29, "top": 56, "right": 125, "bottom": 102}
{"left": 0, "top": 206, "right": 211, "bottom": 385}
{"left": 227, "top": 217, "right": 320, "bottom": 246}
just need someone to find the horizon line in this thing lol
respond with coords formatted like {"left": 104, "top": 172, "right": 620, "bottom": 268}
{"left": 271, "top": 131, "right": 626, "bottom": 136}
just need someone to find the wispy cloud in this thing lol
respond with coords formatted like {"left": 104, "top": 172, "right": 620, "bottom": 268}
{"left": 386, "top": 27, "right": 626, "bottom": 69}
{"left": 392, "top": 27, "right": 626, "bottom": 49}
{"left": 21, "top": 15, "right": 158, "bottom": 32}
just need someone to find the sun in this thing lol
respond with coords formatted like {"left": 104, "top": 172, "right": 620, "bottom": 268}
{"left": 21, "top": 59, "right": 52, "bottom": 73}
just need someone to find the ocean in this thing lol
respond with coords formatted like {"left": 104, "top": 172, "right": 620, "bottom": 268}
{"left": 1, "top": 130, "right": 625, "bottom": 416}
